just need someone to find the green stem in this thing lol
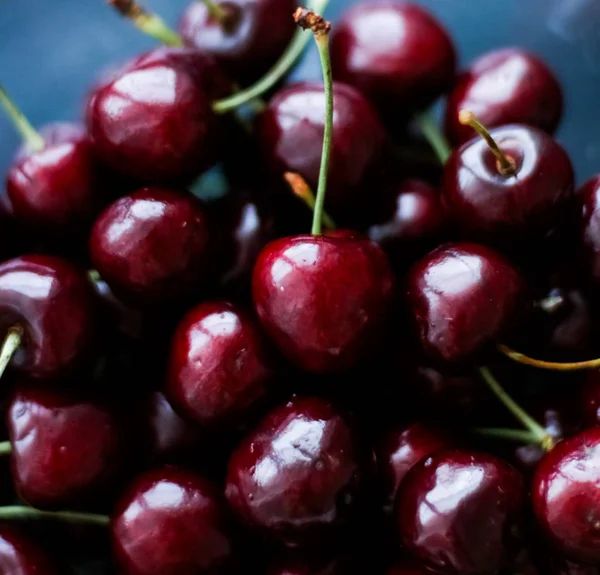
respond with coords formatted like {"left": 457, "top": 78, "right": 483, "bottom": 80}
{"left": 473, "top": 428, "right": 540, "bottom": 444}
{"left": 478, "top": 367, "right": 551, "bottom": 448}
{"left": 199, "top": 0, "right": 230, "bottom": 26}
{"left": 0, "top": 441, "right": 11, "bottom": 456}
{"left": 0, "top": 327, "right": 22, "bottom": 380}
{"left": 0, "top": 506, "right": 109, "bottom": 526}
{"left": 212, "top": 0, "right": 329, "bottom": 114}
{"left": 415, "top": 113, "right": 451, "bottom": 164}
{"left": 0, "top": 85, "right": 44, "bottom": 152}
{"left": 284, "top": 172, "right": 336, "bottom": 230}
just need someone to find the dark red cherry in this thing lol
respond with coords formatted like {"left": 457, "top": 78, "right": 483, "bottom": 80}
{"left": 396, "top": 449, "right": 526, "bottom": 575}
{"left": 551, "top": 558, "right": 600, "bottom": 575}
{"left": 167, "top": 300, "right": 275, "bottom": 428}
{"left": 86, "top": 47, "right": 229, "bottom": 185}
{"left": 0, "top": 525, "right": 60, "bottom": 574}
{"left": 89, "top": 187, "right": 216, "bottom": 305}
{"left": 111, "top": 466, "right": 235, "bottom": 575}
{"left": 580, "top": 176, "right": 600, "bottom": 284}
{"left": 443, "top": 124, "right": 574, "bottom": 243}
{"left": 445, "top": 49, "right": 563, "bottom": 146}
{"left": 378, "top": 422, "right": 453, "bottom": 513}
{"left": 330, "top": 0, "right": 456, "bottom": 122}
{"left": 252, "top": 234, "right": 394, "bottom": 373}
{"left": 0, "top": 255, "right": 94, "bottom": 379}
{"left": 179, "top": 0, "right": 296, "bottom": 85}
{"left": 405, "top": 242, "right": 526, "bottom": 364}
{"left": 367, "top": 179, "right": 448, "bottom": 269}
{"left": 225, "top": 396, "right": 366, "bottom": 547}
{"left": 7, "top": 384, "right": 130, "bottom": 510}
{"left": 532, "top": 427, "right": 600, "bottom": 564}
{"left": 257, "top": 82, "right": 388, "bottom": 227}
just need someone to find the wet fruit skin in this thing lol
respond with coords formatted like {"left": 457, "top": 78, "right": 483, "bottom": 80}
{"left": 178, "top": 0, "right": 297, "bottom": 86}
{"left": 166, "top": 300, "right": 276, "bottom": 428}
{"left": 0, "top": 255, "right": 94, "bottom": 379}
{"left": 252, "top": 234, "right": 395, "bottom": 373}
{"left": 532, "top": 426, "right": 600, "bottom": 564}
{"left": 445, "top": 48, "right": 563, "bottom": 146}
{"left": 225, "top": 396, "right": 365, "bottom": 547}
{"left": 111, "top": 466, "right": 235, "bottom": 575}
{"left": 330, "top": 0, "right": 456, "bottom": 121}
{"left": 405, "top": 242, "right": 527, "bottom": 364}
{"left": 89, "top": 187, "right": 216, "bottom": 305}
{"left": 0, "top": 525, "right": 60, "bottom": 574}
{"left": 396, "top": 449, "right": 526, "bottom": 575}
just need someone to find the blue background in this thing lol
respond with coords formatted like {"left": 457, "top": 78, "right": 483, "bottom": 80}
{"left": 1, "top": 0, "right": 600, "bottom": 183}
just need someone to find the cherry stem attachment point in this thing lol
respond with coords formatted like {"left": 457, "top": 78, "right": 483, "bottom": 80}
{"left": 0, "top": 506, "right": 109, "bottom": 527}
{"left": 199, "top": 0, "right": 230, "bottom": 27}
{"left": 0, "top": 441, "right": 11, "bottom": 456}
{"left": 0, "top": 327, "right": 22, "bottom": 381}
{"left": 108, "top": 0, "right": 183, "bottom": 46}
{"left": 293, "top": 7, "right": 332, "bottom": 236}
{"left": 415, "top": 113, "right": 451, "bottom": 164}
{"left": 478, "top": 366, "right": 553, "bottom": 450}
{"left": 0, "top": 84, "right": 44, "bottom": 153}
{"left": 458, "top": 110, "right": 516, "bottom": 176}
{"left": 498, "top": 343, "right": 600, "bottom": 371}
{"left": 284, "top": 172, "right": 336, "bottom": 230}
{"left": 212, "top": 0, "right": 330, "bottom": 114}
{"left": 473, "top": 427, "right": 542, "bottom": 445}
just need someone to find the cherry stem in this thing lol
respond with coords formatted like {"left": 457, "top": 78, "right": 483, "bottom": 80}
{"left": 498, "top": 343, "right": 600, "bottom": 371}
{"left": 415, "top": 113, "right": 451, "bottom": 164}
{"left": 473, "top": 427, "right": 542, "bottom": 444}
{"left": 212, "top": 0, "right": 329, "bottom": 114}
{"left": 0, "top": 506, "right": 109, "bottom": 526}
{"left": 108, "top": 0, "right": 183, "bottom": 47}
{"left": 87, "top": 269, "right": 101, "bottom": 284}
{"left": 458, "top": 110, "right": 516, "bottom": 175}
{"left": 199, "top": 0, "right": 230, "bottom": 27}
{"left": 0, "top": 84, "right": 44, "bottom": 153}
{"left": 284, "top": 172, "right": 336, "bottom": 230}
{"left": 0, "top": 441, "right": 11, "bottom": 456}
{"left": 478, "top": 366, "right": 553, "bottom": 450}
{"left": 0, "top": 327, "right": 22, "bottom": 381}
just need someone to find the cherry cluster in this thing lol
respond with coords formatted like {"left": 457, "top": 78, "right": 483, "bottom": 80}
{"left": 0, "top": 0, "right": 599, "bottom": 574}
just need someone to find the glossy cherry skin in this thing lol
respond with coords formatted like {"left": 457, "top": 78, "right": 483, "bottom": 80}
{"left": 179, "top": 0, "right": 296, "bottom": 86}
{"left": 330, "top": 1, "right": 456, "bottom": 121}
{"left": 0, "top": 525, "right": 60, "bottom": 574}
{"left": 532, "top": 427, "right": 600, "bottom": 564}
{"left": 87, "top": 47, "right": 229, "bottom": 185}
{"left": 405, "top": 242, "right": 526, "bottom": 364}
{"left": 90, "top": 187, "right": 216, "bottom": 305}
{"left": 225, "top": 396, "right": 365, "bottom": 547}
{"left": 0, "top": 255, "right": 94, "bottom": 379}
{"left": 167, "top": 300, "right": 275, "bottom": 428}
{"left": 368, "top": 179, "right": 448, "bottom": 269}
{"left": 396, "top": 449, "right": 526, "bottom": 575}
{"left": 111, "top": 466, "right": 235, "bottom": 575}
{"left": 445, "top": 49, "right": 563, "bottom": 146}
{"left": 252, "top": 234, "right": 395, "bottom": 373}
{"left": 7, "top": 384, "right": 129, "bottom": 510}
{"left": 580, "top": 176, "right": 600, "bottom": 284}
{"left": 443, "top": 125, "right": 574, "bottom": 243}
{"left": 378, "top": 422, "right": 453, "bottom": 513}
{"left": 257, "top": 82, "right": 388, "bottom": 226}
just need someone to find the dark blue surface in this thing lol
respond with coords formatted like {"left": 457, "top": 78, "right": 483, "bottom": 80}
{"left": 1, "top": 0, "right": 600, "bottom": 182}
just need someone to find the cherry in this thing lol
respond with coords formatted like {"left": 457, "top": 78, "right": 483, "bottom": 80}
{"left": 111, "top": 466, "right": 235, "bottom": 575}
{"left": 367, "top": 179, "right": 448, "bottom": 269}
{"left": 257, "top": 81, "right": 388, "bottom": 227}
{"left": 532, "top": 426, "right": 600, "bottom": 564}
{"left": 377, "top": 422, "right": 454, "bottom": 513}
{"left": 405, "top": 242, "right": 526, "bottom": 364}
{"left": 166, "top": 300, "right": 276, "bottom": 428}
{"left": 86, "top": 46, "right": 230, "bottom": 185}
{"left": 445, "top": 49, "right": 563, "bottom": 146}
{"left": 225, "top": 396, "right": 366, "bottom": 547}
{"left": 580, "top": 176, "right": 600, "bottom": 284}
{"left": 330, "top": 0, "right": 456, "bottom": 122}
{"left": 551, "top": 559, "right": 600, "bottom": 575}
{"left": 443, "top": 115, "right": 575, "bottom": 244}
{"left": 7, "top": 384, "right": 130, "bottom": 511}
{"left": 89, "top": 187, "right": 217, "bottom": 305}
{"left": 0, "top": 525, "right": 60, "bottom": 574}
{"left": 179, "top": 0, "right": 297, "bottom": 85}
{"left": 0, "top": 255, "right": 95, "bottom": 380}
{"left": 396, "top": 449, "right": 526, "bottom": 575}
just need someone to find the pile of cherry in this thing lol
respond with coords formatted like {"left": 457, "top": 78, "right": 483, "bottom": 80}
{"left": 3, "top": 0, "right": 600, "bottom": 573}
